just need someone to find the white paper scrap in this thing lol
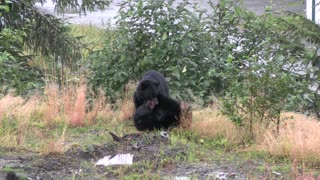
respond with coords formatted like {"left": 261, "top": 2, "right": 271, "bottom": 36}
{"left": 95, "top": 154, "right": 133, "bottom": 166}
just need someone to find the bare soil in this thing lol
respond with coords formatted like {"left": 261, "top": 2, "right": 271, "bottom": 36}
{"left": 0, "top": 132, "right": 314, "bottom": 180}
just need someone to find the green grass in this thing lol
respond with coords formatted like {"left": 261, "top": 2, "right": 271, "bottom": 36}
{"left": 0, "top": 167, "right": 29, "bottom": 180}
{"left": 1, "top": 167, "right": 24, "bottom": 173}
{"left": 69, "top": 24, "right": 117, "bottom": 54}
{"left": 70, "top": 24, "right": 106, "bottom": 44}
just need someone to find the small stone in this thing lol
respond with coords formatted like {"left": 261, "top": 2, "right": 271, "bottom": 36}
{"left": 132, "top": 142, "right": 141, "bottom": 150}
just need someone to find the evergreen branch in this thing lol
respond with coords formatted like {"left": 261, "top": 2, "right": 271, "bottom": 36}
{"left": 0, "top": 0, "right": 89, "bottom": 67}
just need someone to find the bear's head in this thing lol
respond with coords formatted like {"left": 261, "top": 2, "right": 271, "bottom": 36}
{"left": 141, "top": 80, "right": 159, "bottom": 109}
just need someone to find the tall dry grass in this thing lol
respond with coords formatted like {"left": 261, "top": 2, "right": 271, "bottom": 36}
{"left": 0, "top": 94, "right": 27, "bottom": 147}
{"left": 44, "top": 84, "right": 61, "bottom": 124}
{"left": 68, "top": 85, "right": 86, "bottom": 126}
{"left": 190, "top": 108, "right": 320, "bottom": 165}
{"left": 118, "top": 82, "right": 136, "bottom": 121}
{"left": 43, "top": 83, "right": 115, "bottom": 126}
{"left": 190, "top": 108, "right": 245, "bottom": 145}
{"left": 0, "top": 83, "right": 118, "bottom": 150}
{"left": 41, "top": 126, "right": 67, "bottom": 155}
{"left": 259, "top": 112, "right": 320, "bottom": 164}
{"left": 118, "top": 97, "right": 134, "bottom": 121}
{"left": 86, "top": 89, "right": 115, "bottom": 125}
{"left": 0, "top": 94, "right": 24, "bottom": 120}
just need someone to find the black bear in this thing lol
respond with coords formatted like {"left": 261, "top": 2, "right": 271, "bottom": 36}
{"left": 134, "top": 93, "right": 181, "bottom": 131}
{"left": 133, "top": 70, "right": 169, "bottom": 110}
{"left": 133, "top": 70, "right": 181, "bottom": 131}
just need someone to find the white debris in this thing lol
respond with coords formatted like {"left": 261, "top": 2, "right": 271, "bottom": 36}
{"left": 174, "top": 176, "right": 190, "bottom": 180}
{"left": 160, "top": 131, "right": 169, "bottom": 138}
{"left": 215, "top": 172, "right": 227, "bottom": 180}
{"left": 272, "top": 171, "right": 282, "bottom": 176}
{"left": 95, "top": 154, "right": 133, "bottom": 166}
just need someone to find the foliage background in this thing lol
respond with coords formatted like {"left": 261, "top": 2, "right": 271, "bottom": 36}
{"left": 87, "top": 0, "right": 319, "bottom": 133}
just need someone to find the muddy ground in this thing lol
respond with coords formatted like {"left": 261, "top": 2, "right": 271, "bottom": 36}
{"left": 0, "top": 130, "right": 311, "bottom": 180}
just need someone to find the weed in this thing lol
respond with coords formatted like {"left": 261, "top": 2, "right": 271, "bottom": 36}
{"left": 190, "top": 108, "right": 245, "bottom": 147}
{"left": 1, "top": 166, "right": 24, "bottom": 173}
{"left": 260, "top": 112, "right": 320, "bottom": 165}
{"left": 69, "top": 84, "right": 86, "bottom": 127}
{"left": 41, "top": 125, "right": 67, "bottom": 154}
{"left": 86, "top": 89, "right": 113, "bottom": 125}
{"left": 0, "top": 82, "right": 123, "bottom": 151}
{"left": 118, "top": 97, "right": 134, "bottom": 121}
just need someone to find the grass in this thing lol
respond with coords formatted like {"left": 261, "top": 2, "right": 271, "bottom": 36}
{"left": 0, "top": 83, "right": 132, "bottom": 153}
{"left": 190, "top": 108, "right": 246, "bottom": 150}
{"left": 69, "top": 24, "right": 117, "bottom": 59}
{"left": 2, "top": 22, "right": 318, "bottom": 179}
{"left": 1, "top": 87, "right": 320, "bottom": 164}
{"left": 189, "top": 107, "right": 320, "bottom": 166}
{"left": 1, "top": 86, "right": 320, "bottom": 179}
{"left": 259, "top": 112, "right": 320, "bottom": 166}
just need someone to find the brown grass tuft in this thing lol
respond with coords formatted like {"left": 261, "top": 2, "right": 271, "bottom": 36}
{"left": 118, "top": 97, "right": 134, "bottom": 121}
{"left": 0, "top": 94, "right": 24, "bottom": 120}
{"left": 41, "top": 126, "right": 66, "bottom": 155}
{"left": 179, "top": 102, "right": 192, "bottom": 129}
{"left": 190, "top": 108, "right": 245, "bottom": 145}
{"left": 118, "top": 82, "right": 136, "bottom": 121}
{"left": 86, "top": 89, "right": 115, "bottom": 124}
{"left": 0, "top": 83, "right": 118, "bottom": 150}
{"left": 44, "top": 84, "right": 61, "bottom": 124}
{"left": 260, "top": 112, "right": 320, "bottom": 163}
{"left": 15, "top": 96, "right": 41, "bottom": 145}
{"left": 68, "top": 85, "right": 86, "bottom": 126}
{"left": 0, "top": 94, "right": 41, "bottom": 147}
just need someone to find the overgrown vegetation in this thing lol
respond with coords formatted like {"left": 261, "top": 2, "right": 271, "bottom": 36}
{"left": 1, "top": 0, "right": 320, "bottom": 177}
{"left": 0, "top": 0, "right": 111, "bottom": 94}
{"left": 88, "top": 0, "right": 319, "bottom": 135}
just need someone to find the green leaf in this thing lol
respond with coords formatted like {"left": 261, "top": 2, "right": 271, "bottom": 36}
{"left": 0, "top": 5, "right": 9, "bottom": 13}
{"left": 162, "top": 33, "right": 168, "bottom": 40}
{"left": 182, "top": 66, "right": 187, "bottom": 73}
{"left": 227, "top": 54, "right": 234, "bottom": 63}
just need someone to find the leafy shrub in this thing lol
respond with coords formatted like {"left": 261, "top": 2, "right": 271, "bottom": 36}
{"left": 220, "top": 9, "right": 312, "bottom": 136}
{"left": 277, "top": 13, "right": 320, "bottom": 118}
{"left": 89, "top": 0, "right": 215, "bottom": 102}
{"left": 88, "top": 0, "right": 317, "bottom": 134}
{"left": 0, "top": 28, "right": 44, "bottom": 95}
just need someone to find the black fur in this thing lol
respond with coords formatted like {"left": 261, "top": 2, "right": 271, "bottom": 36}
{"left": 134, "top": 91, "right": 181, "bottom": 131}
{"left": 133, "top": 70, "right": 169, "bottom": 109}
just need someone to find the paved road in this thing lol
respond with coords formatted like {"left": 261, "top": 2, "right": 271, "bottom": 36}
{"left": 243, "top": 0, "right": 305, "bottom": 15}
{"left": 36, "top": 0, "right": 305, "bottom": 26}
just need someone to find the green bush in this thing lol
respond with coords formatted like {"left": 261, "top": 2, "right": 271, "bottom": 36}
{"left": 88, "top": 0, "right": 317, "bottom": 129}
{"left": 89, "top": 0, "right": 210, "bottom": 101}
{"left": 220, "top": 9, "right": 312, "bottom": 136}
{"left": 0, "top": 28, "right": 44, "bottom": 95}
{"left": 88, "top": 0, "right": 244, "bottom": 103}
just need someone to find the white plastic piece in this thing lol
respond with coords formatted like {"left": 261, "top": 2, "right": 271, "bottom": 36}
{"left": 174, "top": 176, "right": 190, "bottom": 180}
{"left": 95, "top": 154, "right": 133, "bottom": 166}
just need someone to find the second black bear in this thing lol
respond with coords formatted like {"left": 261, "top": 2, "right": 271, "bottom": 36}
{"left": 134, "top": 93, "right": 181, "bottom": 131}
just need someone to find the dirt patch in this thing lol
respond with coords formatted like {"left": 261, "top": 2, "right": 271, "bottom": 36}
{"left": 0, "top": 132, "right": 177, "bottom": 179}
{"left": 0, "top": 132, "right": 305, "bottom": 179}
